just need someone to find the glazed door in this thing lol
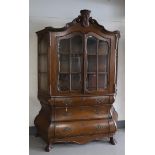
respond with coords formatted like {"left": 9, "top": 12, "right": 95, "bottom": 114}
{"left": 85, "top": 33, "right": 110, "bottom": 93}
{"left": 57, "top": 33, "right": 84, "bottom": 94}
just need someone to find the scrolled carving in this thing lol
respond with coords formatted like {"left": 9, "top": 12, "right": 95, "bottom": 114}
{"left": 80, "top": 10, "right": 91, "bottom": 27}
{"left": 71, "top": 9, "right": 91, "bottom": 27}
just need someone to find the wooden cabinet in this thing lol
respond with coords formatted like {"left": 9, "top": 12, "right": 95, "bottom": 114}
{"left": 34, "top": 9, "right": 120, "bottom": 152}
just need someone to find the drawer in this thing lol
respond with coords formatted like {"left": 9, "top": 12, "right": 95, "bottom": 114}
{"left": 54, "top": 96, "right": 110, "bottom": 107}
{"left": 54, "top": 105, "right": 111, "bottom": 121}
{"left": 55, "top": 120, "right": 110, "bottom": 138}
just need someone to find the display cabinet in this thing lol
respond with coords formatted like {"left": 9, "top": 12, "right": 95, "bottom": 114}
{"left": 34, "top": 10, "right": 120, "bottom": 152}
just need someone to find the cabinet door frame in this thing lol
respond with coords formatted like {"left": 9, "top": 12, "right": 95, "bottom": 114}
{"left": 84, "top": 32, "right": 111, "bottom": 94}
{"left": 55, "top": 32, "right": 85, "bottom": 95}
{"left": 52, "top": 30, "right": 116, "bottom": 96}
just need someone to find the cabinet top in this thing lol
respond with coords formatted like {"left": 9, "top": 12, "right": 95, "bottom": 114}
{"left": 36, "top": 9, "right": 120, "bottom": 38}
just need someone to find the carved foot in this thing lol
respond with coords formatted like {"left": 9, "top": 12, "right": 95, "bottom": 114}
{"left": 109, "top": 137, "right": 117, "bottom": 145}
{"left": 45, "top": 144, "right": 52, "bottom": 152}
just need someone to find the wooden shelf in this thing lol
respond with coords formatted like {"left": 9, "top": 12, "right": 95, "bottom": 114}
{"left": 59, "top": 53, "right": 82, "bottom": 55}
{"left": 87, "top": 72, "right": 108, "bottom": 74}
{"left": 87, "top": 72, "right": 96, "bottom": 74}
{"left": 98, "top": 72, "right": 108, "bottom": 74}
{"left": 71, "top": 72, "right": 81, "bottom": 74}
{"left": 59, "top": 53, "right": 69, "bottom": 55}
{"left": 59, "top": 72, "right": 81, "bottom": 74}
{"left": 59, "top": 72, "right": 69, "bottom": 74}
{"left": 87, "top": 53, "right": 97, "bottom": 55}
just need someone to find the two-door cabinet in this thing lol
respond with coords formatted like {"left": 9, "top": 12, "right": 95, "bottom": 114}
{"left": 34, "top": 10, "right": 120, "bottom": 152}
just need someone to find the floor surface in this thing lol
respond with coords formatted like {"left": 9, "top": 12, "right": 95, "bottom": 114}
{"left": 29, "top": 129, "right": 125, "bottom": 155}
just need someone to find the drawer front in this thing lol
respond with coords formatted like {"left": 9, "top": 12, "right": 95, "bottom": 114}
{"left": 54, "top": 96, "right": 110, "bottom": 107}
{"left": 55, "top": 120, "right": 110, "bottom": 138}
{"left": 54, "top": 105, "right": 110, "bottom": 121}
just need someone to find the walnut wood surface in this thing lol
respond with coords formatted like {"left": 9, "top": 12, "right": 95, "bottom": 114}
{"left": 34, "top": 9, "right": 120, "bottom": 152}
{"left": 54, "top": 105, "right": 111, "bottom": 122}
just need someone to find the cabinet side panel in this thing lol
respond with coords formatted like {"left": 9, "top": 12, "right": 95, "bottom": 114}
{"left": 37, "top": 32, "right": 50, "bottom": 96}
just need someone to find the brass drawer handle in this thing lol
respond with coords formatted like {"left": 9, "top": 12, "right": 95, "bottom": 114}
{"left": 96, "top": 125, "right": 105, "bottom": 130}
{"left": 63, "top": 127, "right": 72, "bottom": 132}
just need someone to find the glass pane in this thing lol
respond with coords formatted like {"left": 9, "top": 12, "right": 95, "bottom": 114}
{"left": 39, "top": 38, "right": 48, "bottom": 54}
{"left": 59, "top": 55, "right": 69, "bottom": 72}
{"left": 38, "top": 55, "right": 47, "bottom": 72}
{"left": 58, "top": 74, "right": 70, "bottom": 91}
{"left": 39, "top": 73, "right": 48, "bottom": 91}
{"left": 98, "top": 74, "right": 107, "bottom": 89}
{"left": 87, "top": 55, "right": 97, "bottom": 72}
{"left": 87, "top": 74, "right": 97, "bottom": 90}
{"left": 71, "top": 55, "right": 81, "bottom": 72}
{"left": 87, "top": 36, "right": 97, "bottom": 54}
{"left": 71, "top": 74, "right": 81, "bottom": 90}
{"left": 58, "top": 34, "right": 83, "bottom": 92}
{"left": 71, "top": 36, "right": 82, "bottom": 54}
{"left": 59, "top": 39, "right": 70, "bottom": 54}
{"left": 98, "top": 40, "right": 109, "bottom": 55}
{"left": 98, "top": 55, "right": 108, "bottom": 72}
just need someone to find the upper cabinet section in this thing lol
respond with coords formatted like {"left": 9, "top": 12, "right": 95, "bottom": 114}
{"left": 36, "top": 10, "right": 120, "bottom": 38}
{"left": 36, "top": 10, "right": 120, "bottom": 96}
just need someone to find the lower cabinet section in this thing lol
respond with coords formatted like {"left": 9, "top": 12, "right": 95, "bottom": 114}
{"left": 35, "top": 104, "right": 118, "bottom": 146}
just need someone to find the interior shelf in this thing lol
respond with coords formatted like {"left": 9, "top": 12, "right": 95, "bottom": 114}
{"left": 59, "top": 72, "right": 81, "bottom": 74}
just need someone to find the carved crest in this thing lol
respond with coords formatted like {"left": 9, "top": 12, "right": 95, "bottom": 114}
{"left": 72, "top": 9, "right": 91, "bottom": 27}
{"left": 80, "top": 10, "right": 91, "bottom": 27}
{"left": 37, "top": 9, "right": 120, "bottom": 39}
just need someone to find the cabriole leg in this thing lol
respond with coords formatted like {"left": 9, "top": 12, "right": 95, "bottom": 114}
{"left": 109, "top": 137, "right": 117, "bottom": 145}
{"left": 45, "top": 143, "right": 53, "bottom": 152}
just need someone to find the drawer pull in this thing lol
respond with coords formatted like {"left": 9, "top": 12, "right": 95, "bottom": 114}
{"left": 96, "top": 125, "right": 105, "bottom": 130}
{"left": 63, "top": 127, "right": 72, "bottom": 132}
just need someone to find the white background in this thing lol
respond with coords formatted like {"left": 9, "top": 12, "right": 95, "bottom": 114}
{"left": 0, "top": 0, "right": 155, "bottom": 155}
{"left": 29, "top": 0, "right": 125, "bottom": 125}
